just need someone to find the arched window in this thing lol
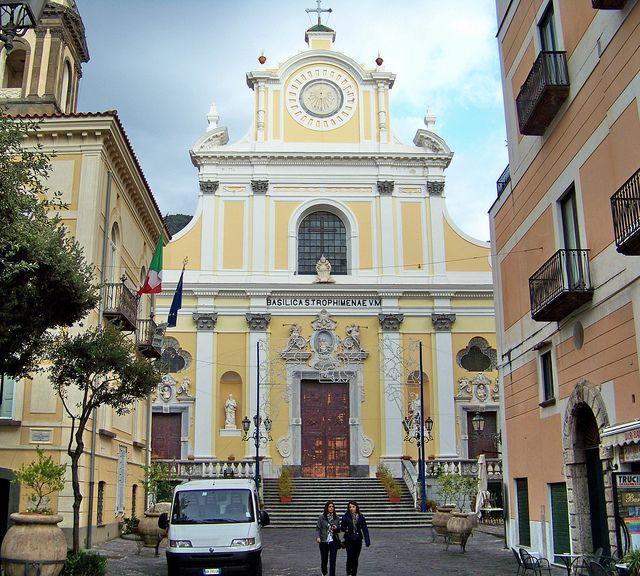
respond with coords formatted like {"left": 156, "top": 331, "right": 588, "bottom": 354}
{"left": 108, "top": 223, "right": 120, "bottom": 283}
{"left": 3, "top": 48, "right": 26, "bottom": 90}
{"left": 59, "top": 60, "right": 72, "bottom": 113}
{"left": 297, "top": 211, "right": 347, "bottom": 275}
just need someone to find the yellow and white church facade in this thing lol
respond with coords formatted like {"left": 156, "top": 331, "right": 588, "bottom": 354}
{"left": 154, "top": 21, "right": 498, "bottom": 479}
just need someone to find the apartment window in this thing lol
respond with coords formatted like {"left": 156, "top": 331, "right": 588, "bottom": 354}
{"left": 561, "top": 186, "right": 586, "bottom": 289}
{"left": 540, "top": 350, "right": 555, "bottom": 404}
{"left": 0, "top": 376, "right": 16, "bottom": 419}
{"left": 539, "top": 4, "right": 557, "bottom": 51}
{"left": 297, "top": 211, "right": 347, "bottom": 275}
{"left": 516, "top": 478, "right": 531, "bottom": 546}
{"left": 116, "top": 446, "right": 127, "bottom": 514}
{"left": 97, "top": 481, "right": 106, "bottom": 526}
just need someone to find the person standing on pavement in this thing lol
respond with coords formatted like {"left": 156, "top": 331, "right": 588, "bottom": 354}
{"left": 340, "top": 500, "right": 370, "bottom": 576}
{"left": 315, "top": 501, "right": 341, "bottom": 576}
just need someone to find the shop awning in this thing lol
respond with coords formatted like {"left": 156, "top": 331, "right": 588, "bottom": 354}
{"left": 601, "top": 420, "right": 640, "bottom": 447}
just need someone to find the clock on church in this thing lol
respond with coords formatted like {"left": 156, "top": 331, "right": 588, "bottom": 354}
{"left": 300, "top": 79, "right": 343, "bottom": 117}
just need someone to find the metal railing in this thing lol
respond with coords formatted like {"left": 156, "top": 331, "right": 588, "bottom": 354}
{"left": 516, "top": 51, "right": 569, "bottom": 134}
{"left": 611, "top": 167, "right": 640, "bottom": 252}
{"left": 496, "top": 164, "right": 511, "bottom": 197}
{"left": 529, "top": 249, "right": 592, "bottom": 318}
{"left": 103, "top": 280, "right": 137, "bottom": 330}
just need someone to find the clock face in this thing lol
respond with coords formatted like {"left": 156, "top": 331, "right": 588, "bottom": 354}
{"left": 300, "top": 80, "right": 343, "bottom": 118}
{"left": 286, "top": 66, "right": 358, "bottom": 131}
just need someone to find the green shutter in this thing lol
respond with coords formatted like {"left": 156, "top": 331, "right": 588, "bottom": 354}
{"left": 551, "top": 482, "right": 570, "bottom": 561}
{"left": 0, "top": 377, "right": 15, "bottom": 419}
{"left": 516, "top": 478, "right": 531, "bottom": 546}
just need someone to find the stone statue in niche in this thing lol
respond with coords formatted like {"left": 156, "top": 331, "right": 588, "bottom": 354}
{"left": 314, "top": 255, "right": 335, "bottom": 284}
{"left": 224, "top": 394, "right": 237, "bottom": 429}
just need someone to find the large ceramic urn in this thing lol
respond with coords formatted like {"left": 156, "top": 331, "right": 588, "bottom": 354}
{"left": 137, "top": 502, "right": 171, "bottom": 547}
{"left": 0, "top": 513, "right": 67, "bottom": 576}
{"left": 432, "top": 505, "right": 455, "bottom": 535}
{"left": 446, "top": 511, "right": 474, "bottom": 551}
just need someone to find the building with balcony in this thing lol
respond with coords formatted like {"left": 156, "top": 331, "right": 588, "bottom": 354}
{"left": 0, "top": 0, "right": 169, "bottom": 547}
{"left": 490, "top": 0, "right": 640, "bottom": 560}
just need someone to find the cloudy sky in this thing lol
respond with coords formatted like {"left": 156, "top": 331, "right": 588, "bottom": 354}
{"left": 75, "top": 0, "right": 507, "bottom": 242}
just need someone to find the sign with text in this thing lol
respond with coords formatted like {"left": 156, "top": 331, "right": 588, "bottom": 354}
{"left": 266, "top": 297, "right": 382, "bottom": 308}
{"left": 613, "top": 473, "right": 640, "bottom": 553}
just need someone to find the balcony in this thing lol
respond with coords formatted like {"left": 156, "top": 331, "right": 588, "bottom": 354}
{"left": 529, "top": 249, "right": 594, "bottom": 321}
{"left": 611, "top": 167, "right": 640, "bottom": 255}
{"left": 592, "top": 0, "right": 627, "bottom": 8}
{"left": 497, "top": 164, "right": 511, "bottom": 198}
{"left": 136, "top": 317, "right": 162, "bottom": 358}
{"left": 516, "top": 51, "right": 570, "bottom": 136}
{"left": 103, "top": 278, "right": 137, "bottom": 331}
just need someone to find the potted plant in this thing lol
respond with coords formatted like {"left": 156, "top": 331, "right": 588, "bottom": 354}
{"left": 0, "top": 447, "right": 68, "bottom": 576}
{"left": 138, "top": 462, "right": 173, "bottom": 547}
{"left": 386, "top": 477, "right": 402, "bottom": 503}
{"left": 278, "top": 466, "right": 294, "bottom": 503}
{"left": 623, "top": 549, "right": 640, "bottom": 576}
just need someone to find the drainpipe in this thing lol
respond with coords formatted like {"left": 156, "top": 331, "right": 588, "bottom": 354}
{"left": 86, "top": 170, "right": 112, "bottom": 548}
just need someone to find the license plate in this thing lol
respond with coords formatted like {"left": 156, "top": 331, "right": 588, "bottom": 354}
{"left": 203, "top": 569, "right": 221, "bottom": 575}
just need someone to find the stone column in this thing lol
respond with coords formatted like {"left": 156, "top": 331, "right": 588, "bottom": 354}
{"left": 245, "top": 313, "right": 271, "bottom": 459}
{"left": 432, "top": 312, "right": 457, "bottom": 457}
{"left": 256, "top": 81, "right": 266, "bottom": 142}
{"left": 376, "top": 82, "right": 387, "bottom": 141}
{"left": 379, "top": 313, "right": 404, "bottom": 470}
{"left": 378, "top": 181, "right": 395, "bottom": 278}
{"left": 193, "top": 312, "right": 217, "bottom": 458}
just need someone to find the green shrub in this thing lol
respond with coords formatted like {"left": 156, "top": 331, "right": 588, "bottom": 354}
{"left": 624, "top": 549, "right": 640, "bottom": 576}
{"left": 278, "top": 467, "right": 294, "bottom": 498}
{"left": 62, "top": 550, "right": 107, "bottom": 576}
{"left": 121, "top": 515, "right": 139, "bottom": 535}
{"left": 13, "top": 447, "right": 66, "bottom": 514}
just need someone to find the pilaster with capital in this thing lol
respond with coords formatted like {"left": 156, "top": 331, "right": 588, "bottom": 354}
{"left": 193, "top": 313, "right": 218, "bottom": 330}
{"left": 251, "top": 180, "right": 269, "bottom": 195}
{"left": 432, "top": 312, "right": 457, "bottom": 457}
{"left": 193, "top": 311, "right": 218, "bottom": 457}
{"left": 379, "top": 313, "right": 404, "bottom": 458}
{"left": 199, "top": 181, "right": 219, "bottom": 195}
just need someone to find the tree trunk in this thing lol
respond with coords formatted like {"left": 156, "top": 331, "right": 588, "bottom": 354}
{"left": 68, "top": 414, "right": 88, "bottom": 554}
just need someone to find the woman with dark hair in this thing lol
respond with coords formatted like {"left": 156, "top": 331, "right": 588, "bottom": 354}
{"left": 340, "top": 500, "right": 370, "bottom": 576}
{"left": 315, "top": 500, "right": 341, "bottom": 576}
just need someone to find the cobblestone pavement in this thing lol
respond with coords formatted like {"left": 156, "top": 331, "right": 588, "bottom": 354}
{"left": 96, "top": 526, "right": 565, "bottom": 576}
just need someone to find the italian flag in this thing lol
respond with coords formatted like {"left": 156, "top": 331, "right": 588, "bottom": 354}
{"left": 138, "top": 233, "right": 163, "bottom": 295}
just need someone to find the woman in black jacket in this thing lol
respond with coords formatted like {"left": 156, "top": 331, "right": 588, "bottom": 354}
{"left": 315, "top": 501, "right": 341, "bottom": 576}
{"left": 340, "top": 500, "right": 370, "bottom": 576}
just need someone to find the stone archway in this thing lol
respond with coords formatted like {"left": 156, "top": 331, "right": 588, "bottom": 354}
{"left": 562, "top": 379, "right": 613, "bottom": 554}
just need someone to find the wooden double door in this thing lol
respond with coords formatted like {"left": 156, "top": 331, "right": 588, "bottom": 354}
{"left": 152, "top": 413, "right": 181, "bottom": 459}
{"left": 301, "top": 380, "right": 350, "bottom": 477}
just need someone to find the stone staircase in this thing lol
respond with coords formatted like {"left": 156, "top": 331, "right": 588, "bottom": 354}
{"left": 262, "top": 477, "right": 433, "bottom": 529}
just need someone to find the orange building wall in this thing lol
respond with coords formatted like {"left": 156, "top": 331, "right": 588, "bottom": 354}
{"left": 500, "top": 208, "right": 555, "bottom": 330}
{"left": 502, "top": 0, "right": 543, "bottom": 73}
{"left": 560, "top": 3, "right": 596, "bottom": 59}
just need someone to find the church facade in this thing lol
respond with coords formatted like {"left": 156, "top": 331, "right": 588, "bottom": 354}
{"left": 155, "top": 21, "right": 499, "bottom": 481}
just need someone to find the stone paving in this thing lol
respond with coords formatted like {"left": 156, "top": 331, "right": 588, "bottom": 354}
{"left": 96, "top": 525, "right": 565, "bottom": 576}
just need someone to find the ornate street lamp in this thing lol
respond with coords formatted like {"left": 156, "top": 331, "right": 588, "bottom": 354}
{"left": 471, "top": 411, "right": 502, "bottom": 448}
{"left": 0, "top": 1, "right": 47, "bottom": 52}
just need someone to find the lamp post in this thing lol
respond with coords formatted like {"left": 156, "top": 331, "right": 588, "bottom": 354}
{"left": 402, "top": 341, "right": 434, "bottom": 512}
{"left": 241, "top": 342, "right": 271, "bottom": 489}
{"left": 0, "top": 1, "right": 47, "bottom": 52}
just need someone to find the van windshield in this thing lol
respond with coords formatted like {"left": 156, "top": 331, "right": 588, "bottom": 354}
{"left": 171, "top": 488, "right": 255, "bottom": 524}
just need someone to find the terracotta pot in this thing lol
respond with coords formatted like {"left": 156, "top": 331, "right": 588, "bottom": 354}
{"left": 432, "top": 506, "right": 455, "bottom": 535}
{"left": 446, "top": 511, "right": 473, "bottom": 544}
{"left": 137, "top": 503, "right": 171, "bottom": 547}
{"left": 279, "top": 496, "right": 292, "bottom": 503}
{"left": 0, "top": 513, "right": 67, "bottom": 576}
{"left": 389, "top": 495, "right": 401, "bottom": 503}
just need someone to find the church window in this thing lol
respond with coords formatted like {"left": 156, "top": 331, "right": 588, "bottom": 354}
{"left": 456, "top": 337, "right": 496, "bottom": 372}
{"left": 297, "top": 211, "right": 347, "bottom": 275}
{"left": 3, "top": 49, "right": 26, "bottom": 89}
{"left": 60, "top": 60, "right": 73, "bottom": 113}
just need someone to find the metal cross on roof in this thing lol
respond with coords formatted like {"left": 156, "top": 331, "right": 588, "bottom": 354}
{"left": 306, "top": 0, "right": 332, "bottom": 26}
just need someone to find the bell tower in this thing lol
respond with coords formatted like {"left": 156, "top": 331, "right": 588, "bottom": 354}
{"left": 0, "top": 0, "right": 89, "bottom": 115}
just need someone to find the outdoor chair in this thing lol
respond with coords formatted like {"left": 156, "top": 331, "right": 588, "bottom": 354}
{"left": 512, "top": 547, "right": 525, "bottom": 576}
{"left": 587, "top": 561, "right": 611, "bottom": 576}
{"left": 519, "top": 548, "right": 552, "bottom": 576}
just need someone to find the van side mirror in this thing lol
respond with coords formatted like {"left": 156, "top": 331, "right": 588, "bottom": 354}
{"left": 260, "top": 510, "right": 270, "bottom": 527}
{"left": 158, "top": 512, "right": 169, "bottom": 530}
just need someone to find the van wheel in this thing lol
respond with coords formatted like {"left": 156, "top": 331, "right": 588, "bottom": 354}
{"left": 254, "top": 557, "right": 262, "bottom": 576}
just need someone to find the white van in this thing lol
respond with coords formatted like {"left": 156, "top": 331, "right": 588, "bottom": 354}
{"left": 159, "top": 478, "right": 270, "bottom": 576}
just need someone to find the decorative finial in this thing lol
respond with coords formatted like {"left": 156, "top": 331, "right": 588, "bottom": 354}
{"left": 258, "top": 51, "right": 266, "bottom": 65}
{"left": 375, "top": 52, "right": 383, "bottom": 67}
{"left": 207, "top": 102, "right": 219, "bottom": 131}
{"left": 424, "top": 106, "right": 437, "bottom": 131}
{"left": 306, "top": 0, "right": 332, "bottom": 26}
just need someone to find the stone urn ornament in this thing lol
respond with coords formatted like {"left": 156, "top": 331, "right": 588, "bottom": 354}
{"left": 137, "top": 502, "right": 171, "bottom": 547}
{"left": 0, "top": 448, "right": 67, "bottom": 576}
{"left": 431, "top": 505, "right": 455, "bottom": 537}
{"left": 445, "top": 511, "right": 474, "bottom": 552}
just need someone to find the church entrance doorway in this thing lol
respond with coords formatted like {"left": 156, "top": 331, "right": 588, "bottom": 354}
{"left": 152, "top": 413, "right": 182, "bottom": 459}
{"left": 301, "top": 380, "right": 350, "bottom": 477}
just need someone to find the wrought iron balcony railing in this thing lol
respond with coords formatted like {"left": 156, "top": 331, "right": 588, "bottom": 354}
{"left": 497, "top": 164, "right": 511, "bottom": 197}
{"left": 592, "top": 0, "right": 627, "bottom": 8}
{"left": 529, "top": 249, "right": 594, "bottom": 321}
{"left": 103, "top": 279, "right": 137, "bottom": 331}
{"left": 516, "top": 51, "right": 570, "bottom": 135}
{"left": 611, "top": 167, "right": 640, "bottom": 255}
{"left": 136, "top": 317, "right": 162, "bottom": 358}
